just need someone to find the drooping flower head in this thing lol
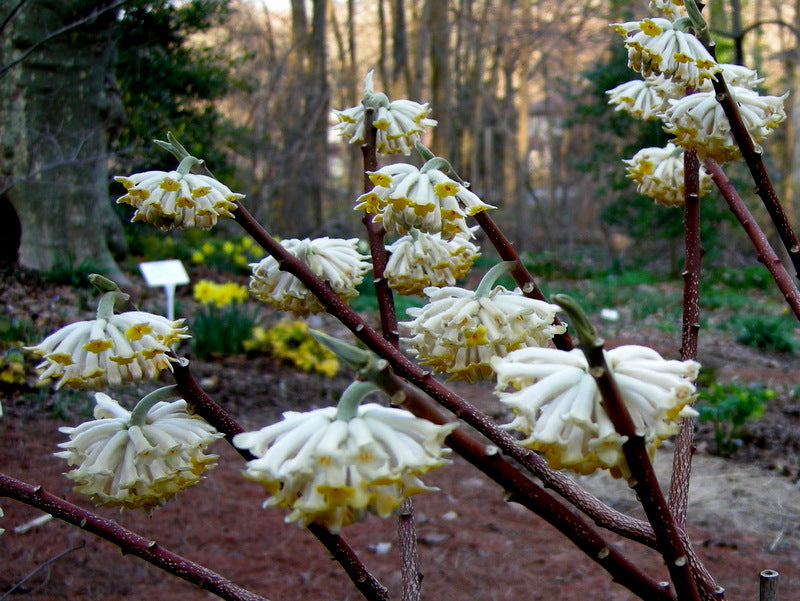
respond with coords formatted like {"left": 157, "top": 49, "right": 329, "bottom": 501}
{"left": 332, "top": 71, "right": 437, "bottom": 155}
{"left": 56, "top": 390, "right": 222, "bottom": 510}
{"left": 26, "top": 290, "right": 188, "bottom": 389}
{"left": 234, "top": 383, "right": 455, "bottom": 533}
{"left": 493, "top": 345, "right": 699, "bottom": 479}
{"left": 249, "top": 237, "right": 371, "bottom": 316}
{"left": 662, "top": 86, "right": 788, "bottom": 163}
{"left": 115, "top": 156, "right": 242, "bottom": 231}
{"left": 611, "top": 18, "right": 719, "bottom": 88}
{"left": 356, "top": 159, "right": 494, "bottom": 240}
{"left": 384, "top": 229, "right": 480, "bottom": 296}
{"left": 606, "top": 78, "right": 667, "bottom": 121}
{"left": 624, "top": 142, "right": 712, "bottom": 206}
{"left": 401, "top": 263, "right": 566, "bottom": 383}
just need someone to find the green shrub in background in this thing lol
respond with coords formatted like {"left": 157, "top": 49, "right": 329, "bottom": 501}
{"left": 42, "top": 256, "right": 107, "bottom": 286}
{"left": 696, "top": 382, "right": 775, "bottom": 454}
{"left": 732, "top": 314, "right": 796, "bottom": 353}
{"left": 189, "top": 280, "right": 259, "bottom": 359}
{"left": 244, "top": 320, "right": 339, "bottom": 376}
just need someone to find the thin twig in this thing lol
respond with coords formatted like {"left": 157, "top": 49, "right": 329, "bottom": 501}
{"left": 0, "top": 475, "right": 270, "bottom": 601}
{"left": 0, "top": 542, "right": 84, "bottom": 601}
{"left": 0, "top": 0, "right": 128, "bottom": 77}
{"left": 669, "top": 149, "right": 702, "bottom": 529}
{"left": 710, "top": 74, "right": 800, "bottom": 280}
{"left": 359, "top": 110, "right": 400, "bottom": 348}
{"left": 704, "top": 159, "right": 800, "bottom": 322}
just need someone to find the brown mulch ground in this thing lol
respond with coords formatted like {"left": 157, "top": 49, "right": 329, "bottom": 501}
{"left": 2, "top": 269, "right": 799, "bottom": 600}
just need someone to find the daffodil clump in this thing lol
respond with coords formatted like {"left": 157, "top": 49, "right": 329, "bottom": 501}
{"left": 384, "top": 229, "right": 480, "bottom": 296}
{"left": 56, "top": 391, "right": 222, "bottom": 510}
{"left": 333, "top": 71, "right": 437, "bottom": 155}
{"left": 115, "top": 156, "right": 243, "bottom": 231}
{"left": 26, "top": 291, "right": 188, "bottom": 389}
{"left": 243, "top": 320, "right": 339, "bottom": 377}
{"left": 624, "top": 142, "right": 712, "bottom": 206}
{"left": 401, "top": 263, "right": 565, "bottom": 383}
{"left": 233, "top": 383, "right": 455, "bottom": 533}
{"left": 249, "top": 238, "right": 371, "bottom": 316}
{"left": 189, "top": 236, "right": 262, "bottom": 273}
{"left": 193, "top": 280, "right": 250, "bottom": 308}
{"left": 493, "top": 345, "right": 699, "bottom": 479}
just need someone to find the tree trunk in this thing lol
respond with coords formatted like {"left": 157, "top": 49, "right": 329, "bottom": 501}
{"left": 0, "top": 0, "right": 126, "bottom": 279}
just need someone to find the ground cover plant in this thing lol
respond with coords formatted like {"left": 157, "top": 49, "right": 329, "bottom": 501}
{"left": 3, "top": 2, "right": 800, "bottom": 600}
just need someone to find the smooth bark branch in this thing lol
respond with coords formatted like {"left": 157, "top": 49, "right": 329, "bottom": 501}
{"left": 704, "top": 158, "right": 800, "bottom": 322}
{"left": 669, "top": 149, "right": 702, "bottom": 529}
{"left": 711, "top": 74, "right": 800, "bottom": 279}
{"left": 0, "top": 474, "right": 270, "bottom": 601}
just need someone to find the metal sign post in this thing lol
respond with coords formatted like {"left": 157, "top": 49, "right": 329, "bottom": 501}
{"left": 138, "top": 260, "right": 190, "bottom": 320}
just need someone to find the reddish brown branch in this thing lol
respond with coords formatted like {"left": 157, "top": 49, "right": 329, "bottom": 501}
{"left": 472, "top": 211, "right": 573, "bottom": 351}
{"left": 711, "top": 74, "right": 800, "bottom": 280}
{"left": 704, "top": 159, "right": 800, "bottom": 321}
{"left": 581, "top": 344, "right": 701, "bottom": 601}
{"left": 232, "top": 200, "right": 657, "bottom": 545}
{"left": 669, "top": 149, "right": 702, "bottom": 529}
{"left": 360, "top": 109, "right": 400, "bottom": 348}
{"left": 0, "top": 474, "right": 270, "bottom": 601}
{"left": 378, "top": 370, "right": 675, "bottom": 601}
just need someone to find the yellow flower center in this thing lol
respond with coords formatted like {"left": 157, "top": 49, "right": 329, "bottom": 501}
{"left": 125, "top": 324, "right": 153, "bottom": 341}
{"left": 159, "top": 178, "right": 181, "bottom": 192}
{"left": 82, "top": 339, "right": 113, "bottom": 353}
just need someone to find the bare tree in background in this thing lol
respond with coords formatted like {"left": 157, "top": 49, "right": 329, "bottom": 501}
{"left": 0, "top": 0, "right": 126, "bottom": 277}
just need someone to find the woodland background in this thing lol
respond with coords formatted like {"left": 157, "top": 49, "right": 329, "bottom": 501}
{"left": 3, "top": 0, "right": 800, "bottom": 278}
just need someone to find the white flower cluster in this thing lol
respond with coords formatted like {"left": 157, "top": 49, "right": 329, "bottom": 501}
{"left": 624, "top": 142, "right": 712, "bottom": 206}
{"left": 401, "top": 286, "right": 565, "bottom": 383}
{"left": 612, "top": 18, "right": 719, "bottom": 88}
{"left": 384, "top": 230, "right": 479, "bottom": 296}
{"left": 56, "top": 393, "right": 222, "bottom": 510}
{"left": 356, "top": 163, "right": 494, "bottom": 240}
{"left": 26, "top": 311, "right": 188, "bottom": 389}
{"left": 663, "top": 86, "right": 787, "bottom": 163}
{"left": 493, "top": 345, "right": 699, "bottom": 479}
{"left": 609, "top": 12, "right": 787, "bottom": 165}
{"left": 115, "top": 170, "right": 242, "bottom": 230}
{"left": 233, "top": 404, "right": 455, "bottom": 533}
{"left": 249, "top": 237, "right": 371, "bottom": 316}
{"left": 332, "top": 72, "right": 437, "bottom": 155}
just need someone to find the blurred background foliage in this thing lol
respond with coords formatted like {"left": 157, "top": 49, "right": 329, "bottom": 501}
{"left": 3, "top": 0, "right": 800, "bottom": 281}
